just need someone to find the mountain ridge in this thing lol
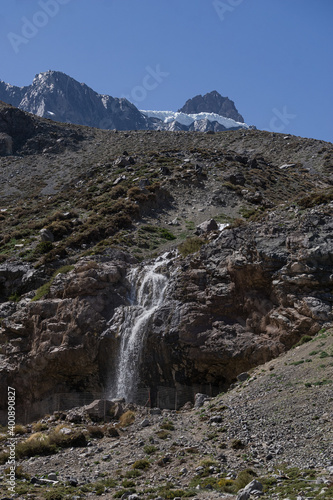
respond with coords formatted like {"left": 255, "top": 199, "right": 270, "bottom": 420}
{"left": 0, "top": 70, "right": 248, "bottom": 132}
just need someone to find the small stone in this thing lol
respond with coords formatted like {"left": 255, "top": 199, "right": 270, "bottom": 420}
{"left": 209, "top": 415, "right": 222, "bottom": 423}
{"left": 150, "top": 408, "right": 162, "bottom": 415}
{"left": 47, "top": 472, "right": 57, "bottom": 481}
{"left": 194, "top": 393, "right": 210, "bottom": 408}
{"left": 39, "top": 228, "right": 54, "bottom": 242}
{"left": 237, "top": 372, "right": 250, "bottom": 382}
{"left": 140, "top": 418, "right": 150, "bottom": 427}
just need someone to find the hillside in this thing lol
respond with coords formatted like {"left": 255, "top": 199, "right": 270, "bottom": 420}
{"left": 0, "top": 101, "right": 332, "bottom": 498}
{"left": 0, "top": 328, "right": 332, "bottom": 499}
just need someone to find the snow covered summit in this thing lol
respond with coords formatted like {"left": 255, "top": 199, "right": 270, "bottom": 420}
{"left": 141, "top": 110, "right": 249, "bottom": 131}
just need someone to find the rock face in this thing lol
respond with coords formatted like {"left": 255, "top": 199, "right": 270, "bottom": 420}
{"left": 178, "top": 90, "right": 244, "bottom": 123}
{"left": 140, "top": 206, "right": 333, "bottom": 392}
{"left": 0, "top": 71, "right": 149, "bottom": 131}
{"left": 0, "top": 73, "right": 247, "bottom": 132}
{"left": 0, "top": 206, "right": 332, "bottom": 411}
{"left": 0, "top": 251, "right": 135, "bottom": 411}
{"left": 0, "top": 100, "right": 86, "bottom": 155}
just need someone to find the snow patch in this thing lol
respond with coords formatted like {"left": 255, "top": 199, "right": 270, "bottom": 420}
{"left": 140, "top": 110, "right": 248, "bottom": 129}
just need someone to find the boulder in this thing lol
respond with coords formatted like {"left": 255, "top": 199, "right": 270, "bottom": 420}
{"left": 195, "top": 219, "right": 218, "bottom": 235}
{"left": 0, "top": 133, "right": 13, "bottom": 155}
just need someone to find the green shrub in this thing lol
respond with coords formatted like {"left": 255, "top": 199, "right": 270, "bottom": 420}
{"left": 125, "top": 469, "right": 141, "bottom": 478}
{"left": 294, "top": 335, "right": 312, "bottom": 347}
{"left": 8, "top": 292, "right": 21, "bottom": 302}
{"left": 160, "top": 420, "right": 175, "bottom": 431}
{"left": 159, "top": 228, "right": 176, "bottom": 240}
{"left": 122, "top": 479, "right": 135, "bottom": 488}
{"left": 178, "top": 236, "right": 206, "bottom": 257}
{"left": 132, "top": 458, "right": 150, "bottom": 470}
{"left": 297, "top": 188, "right": 333, "bottom": 208}
{"left": 156, "top": 430, "right": 171, "bottom": 440}
{"left": 33, "top": 240, "right": 54, "bottom": 256}
{"left": 144, "top": 444, "right": 157, "bottom": 455}
{"left": 14, "top": 424, "right": 27, "bottom": 435}
{"left": 48, "top": 429, "right": 87, "bottom": 448}
{"left": 32, "top": 265, "right": 74, "bottom": 301}
{"left": 15, "top": 433, "right": 57, "bottom": 458}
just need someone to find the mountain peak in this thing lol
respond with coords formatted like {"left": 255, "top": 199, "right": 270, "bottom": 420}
{"left": 178, "top": 90, "right": 244, "bottom": 123}
{"left": 0, "top": 72, "right": 247, "bottom": 131}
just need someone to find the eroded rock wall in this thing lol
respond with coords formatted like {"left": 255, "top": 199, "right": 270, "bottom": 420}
{"left": 0, "top": 206, "right": 332, "bottom": 409}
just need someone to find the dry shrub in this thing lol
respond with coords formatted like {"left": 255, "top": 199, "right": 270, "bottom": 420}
{"left": 119, "top": 410, "right": 135, "bottom": 427}
{"left": 87, "top": 425, "right": 104, "bottom": 439}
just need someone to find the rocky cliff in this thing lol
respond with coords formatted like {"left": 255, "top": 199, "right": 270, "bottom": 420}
{"left": 0, "top": 103, "right": 332, "bottom": 414}
{"left": 0, "top": 72, "right": 247, "bottom": 132}
{"left": 0, "top": 71, "right": 149, "bottom": 131}
{"left": 0, "top": 204, "right": 332, "bottom": 409}
{"left": 178, "top": 90, "right": 244, "bottom": 123}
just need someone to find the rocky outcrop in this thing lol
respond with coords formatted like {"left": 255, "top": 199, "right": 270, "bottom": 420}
{"left": 178, "top": 90, "right": 244, "bottom": 123}
{"left": 0, "top": 71, "right": 150, "bottom": 131}
{"left": 0, "top": 100, "right": 86, "bottom": 155}
{"left": 0, "top": 205, "right": 331, "bottom": 411}
{"left": 0, "top": 73, "right": 247, "bottom": 132}
{"left": 0, "top": 251, "right": 136, "bottom": 409}
{"left": 140, "top": 205, "right": 333, "bottom": 392}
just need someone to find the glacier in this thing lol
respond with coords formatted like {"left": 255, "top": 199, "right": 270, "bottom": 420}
{"left": 140, "top": 110, "right": 249, "bottom": 130}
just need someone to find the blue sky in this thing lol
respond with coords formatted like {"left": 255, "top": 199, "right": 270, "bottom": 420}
{"left": 1, "top": 0, "right": 332, "bottom": 142}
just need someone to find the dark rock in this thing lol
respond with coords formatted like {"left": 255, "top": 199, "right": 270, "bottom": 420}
{"left": 40, "top": 228, "right": 54, "bottom": 242}
{"left": 194, "top": 393, "right": 211, "bottom": 408}
{"left": 178, "top": 90, "right": 244, "bottom": 123}
{"left": 160, "top": 166, "right": 171, "bottom": 175}
{"left": 237, "top": 372, "right": 250, "bottom": 382}
{"left": 150, "top": 408, "right": 162, "bottom": 415}
{"left": 209, "top": 415, "right": 223, "bottom": 423}
{"left": 1, "top": 71, "right": 149, "bottom": 131}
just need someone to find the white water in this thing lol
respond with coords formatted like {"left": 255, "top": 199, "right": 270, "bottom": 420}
{"left": 109, "top": 253, "right": 173, "bottom": 401}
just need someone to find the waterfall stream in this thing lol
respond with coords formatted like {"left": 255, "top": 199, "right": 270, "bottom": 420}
{"left": 108, "top": 252, "right": 173, "bottom": 402}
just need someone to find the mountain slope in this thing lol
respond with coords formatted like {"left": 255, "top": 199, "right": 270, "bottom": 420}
{"left": 0, "top": 72, "right": 248, "bottom": 132}
{"left": 0, "top": 328, "right": 332, "bottom": 500}
{"left": 0, "top": 101, "right": 332, "bottom": 417}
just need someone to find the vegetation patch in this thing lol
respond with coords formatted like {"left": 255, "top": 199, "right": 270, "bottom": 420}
{"left": 178, "top": 236, "right": 206, "bottom": 257}
{"left": 32, "top": 265, "right": 74, "bottom": 301}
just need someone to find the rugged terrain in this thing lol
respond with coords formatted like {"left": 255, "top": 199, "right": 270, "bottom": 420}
{"left": 0, "top": 328, "right": 332, "bottom": 499}
{"left": 0, "top": 72, "right": 247, "bottom": 132}
{"left": 0, "top": 100, "right": 332, "bottom": 498}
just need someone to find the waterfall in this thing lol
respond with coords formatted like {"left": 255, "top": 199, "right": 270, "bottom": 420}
{"left": 108, "top": 252, "right": 173, "bottom": 402}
